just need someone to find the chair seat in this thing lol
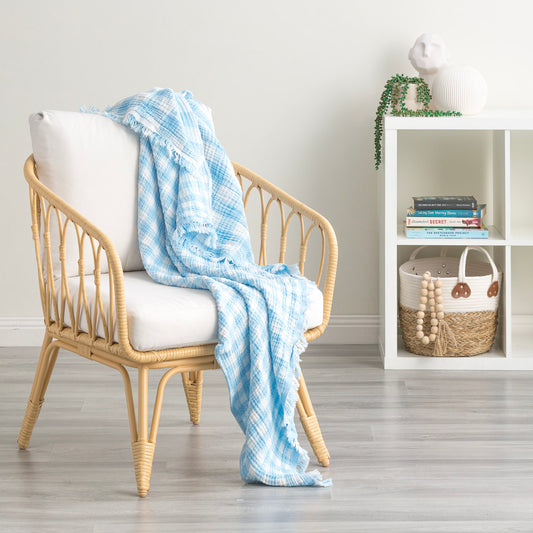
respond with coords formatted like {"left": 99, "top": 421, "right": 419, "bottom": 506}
{"left": 64, "top": 271, "right": 324, "bottom": 351}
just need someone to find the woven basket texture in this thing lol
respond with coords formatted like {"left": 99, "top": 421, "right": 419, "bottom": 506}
{"left": 399, "top": 305, "right": 498, "bottom": 357}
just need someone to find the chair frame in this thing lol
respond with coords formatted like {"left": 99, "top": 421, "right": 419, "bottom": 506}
{"left": 18, "top": 155, "right": 338, "bottom": 497}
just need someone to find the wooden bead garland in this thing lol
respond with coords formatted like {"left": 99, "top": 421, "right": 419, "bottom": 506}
{"left": 416, "top": 271, "right": 442, "bottom": 345}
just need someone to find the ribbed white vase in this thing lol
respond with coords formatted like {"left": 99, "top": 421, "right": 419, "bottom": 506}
{"left": 432, "top": 65, "right": 488, "bottom": 115}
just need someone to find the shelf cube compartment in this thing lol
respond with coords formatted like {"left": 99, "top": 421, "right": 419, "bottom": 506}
{"left": 392, "top": 245, "right": 507, "bottom": 367}
{"left": 510, "top": 132, "right": 533, "bottom": 244}
{"left": 510, "top": 247, "right": 533, "bottom": 357}
{"left": 397, "top": 130, "right": 506, "bottom": 240}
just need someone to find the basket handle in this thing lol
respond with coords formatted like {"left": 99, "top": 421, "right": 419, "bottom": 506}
{"left": 409, "top": 246, "right": 447, "bottom": 261}
{"left": 452, "top": 246, "right": 499, "bottom": 299}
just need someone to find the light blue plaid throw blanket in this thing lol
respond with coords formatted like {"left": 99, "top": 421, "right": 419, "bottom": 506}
{"left": 88, "top": 88, "right": 330, "bottom": 487}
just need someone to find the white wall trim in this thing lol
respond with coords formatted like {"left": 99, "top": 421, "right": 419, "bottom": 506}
{"left": 0, "top": 317, "right": 47, "bottom": 347}
{"left": 512, "top": 315, "right": 533, "bottom": 327}
{"left": 0, "top": 315, "right": 379, "bottom": 347}
{"left": 318, "top": 315, "right": 378, "bottom": 344}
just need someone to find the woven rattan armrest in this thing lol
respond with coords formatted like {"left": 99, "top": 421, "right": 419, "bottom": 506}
{"left": 233, "top": 163, "right": 338, "bottom": 342}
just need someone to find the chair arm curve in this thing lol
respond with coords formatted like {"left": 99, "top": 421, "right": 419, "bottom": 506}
{"left": 24, "top": 155, "right": 135, "bottom": 357}
{"left": 232, "top": 162, "right": 338, "bottom": 340}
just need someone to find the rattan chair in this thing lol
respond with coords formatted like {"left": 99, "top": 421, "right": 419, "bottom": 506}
{"left": 18, "top": 111, "right": 338, "bottom": 497}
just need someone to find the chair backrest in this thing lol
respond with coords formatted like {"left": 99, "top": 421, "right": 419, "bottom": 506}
{"left": 29, "top": 111, "right": 144, "bottom": 277}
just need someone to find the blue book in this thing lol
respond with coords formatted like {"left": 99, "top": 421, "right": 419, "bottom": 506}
{"left": 406, "top": 204, "right": 486, "bottom": 218}
{"left": 404, "top": 226, "right": 489, "bottom": 239}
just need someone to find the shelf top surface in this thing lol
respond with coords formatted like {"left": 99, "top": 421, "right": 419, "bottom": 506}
{"left": 384, "top": 109, "right": 533, "bottom": 131}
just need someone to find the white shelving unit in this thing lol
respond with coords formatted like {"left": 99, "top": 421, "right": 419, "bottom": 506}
{"left": 379, "top": 110, "right": 533, "bottom": 370}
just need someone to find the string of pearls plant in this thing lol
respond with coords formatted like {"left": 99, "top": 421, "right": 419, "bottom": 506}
{"left": 374, "top": 74, "right": 461, "bottom": 170}
{"left": 416, "top": 271, "right": 444, "bottom": 345}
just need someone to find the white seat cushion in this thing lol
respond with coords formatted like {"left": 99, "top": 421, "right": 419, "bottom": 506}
{"left": 63, "top": 271, "right": 323, "bottom": 351}
{"left": 29, "top": 110, "right": 143, "bottom": 277}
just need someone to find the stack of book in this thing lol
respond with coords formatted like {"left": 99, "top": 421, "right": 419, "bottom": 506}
{"left": 405, "top": 196, "right": 488, "bottom": 239}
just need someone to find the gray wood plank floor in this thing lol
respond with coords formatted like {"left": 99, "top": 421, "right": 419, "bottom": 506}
{"left": 2, "top": 344, "right": 533, "bottom": 532}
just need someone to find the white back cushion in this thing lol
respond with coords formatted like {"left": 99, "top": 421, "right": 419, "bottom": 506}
{"left": 29, "top": 111, "right": 143, "bottom": 276}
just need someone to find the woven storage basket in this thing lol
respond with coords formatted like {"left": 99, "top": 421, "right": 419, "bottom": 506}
{"left": 399, "top": 246, "right": 502, "bottom": 357}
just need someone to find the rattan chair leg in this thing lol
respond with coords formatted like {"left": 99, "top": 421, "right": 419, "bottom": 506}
{"left": 133, "top": 367, "right": 155, "bottom": 497}
{"left": 18, "top": 334, "right": 59, "bottom": 449}
{"left": 296, "top": 373, "right": 330, "bottom": 467}
{"left": 132, "top": 439, "right": 155, "bottom": 498}
{"left": 181, "top": 371, "right": 203, "bottom": 425}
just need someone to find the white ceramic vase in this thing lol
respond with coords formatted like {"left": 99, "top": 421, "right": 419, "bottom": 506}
{"left": 432, "top": 65, "right": 488, "bottom": 115}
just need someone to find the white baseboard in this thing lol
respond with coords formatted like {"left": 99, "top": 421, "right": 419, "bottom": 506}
{"left": 0, "top": 315, "right": 379, "bottom": 347}
{"left": 318, "top": 315, "right": 378, "bottom": 344}
{"left": 512, "top": 315, "right": 533, "bottom": 327}
{"left": 0, "top": 318, "right": 47, "bottom": 347}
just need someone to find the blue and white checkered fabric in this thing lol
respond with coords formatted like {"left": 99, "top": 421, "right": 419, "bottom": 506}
{"left": 90, "top": 89, "right": 330, "bottom": 487}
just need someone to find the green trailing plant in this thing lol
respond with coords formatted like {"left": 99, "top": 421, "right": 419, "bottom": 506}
{"left": 374, "top": 74, "right": 461, "bottom": 170}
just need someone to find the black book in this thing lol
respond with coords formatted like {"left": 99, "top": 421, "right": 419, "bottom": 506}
{"left": 412, "top": 196, "right": 478, "bottom": 210}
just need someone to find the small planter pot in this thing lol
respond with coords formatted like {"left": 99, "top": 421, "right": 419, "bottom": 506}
{"left": 391, "top": 83, "right": 426, "bottom": 112}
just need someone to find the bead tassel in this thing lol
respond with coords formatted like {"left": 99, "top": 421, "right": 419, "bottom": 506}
{"left": 416, "top": 272, "right": 457, "bottom": 355}
{"left": 433, "top": 317, "right": 457, "bottom": 356}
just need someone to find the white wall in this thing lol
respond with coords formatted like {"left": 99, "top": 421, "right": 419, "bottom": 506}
{"left": 1, "top": 0, "right": 532, "bottom": 322}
